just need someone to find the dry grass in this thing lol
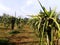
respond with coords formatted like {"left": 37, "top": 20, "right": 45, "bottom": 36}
{"left": 0, "top": 24, "right": 39, "bottom": 45}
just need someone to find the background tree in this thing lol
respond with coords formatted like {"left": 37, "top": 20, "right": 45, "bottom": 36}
{"left": 2, "top": 13, "right": 11, "bottom": 28}
{"left": 11, "top": 17, "right": 16, "bottom": 30}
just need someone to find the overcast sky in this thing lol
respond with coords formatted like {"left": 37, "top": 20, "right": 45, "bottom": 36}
{"left": 0, "top": 0, "right": 60, "bottom": 18}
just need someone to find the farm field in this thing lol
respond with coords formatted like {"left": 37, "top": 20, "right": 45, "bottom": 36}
{"left": 0, "top": 24, "right": 39, "bottom": 45}
{"left": 0, "top": 0, "right": 60, "bottom": 45}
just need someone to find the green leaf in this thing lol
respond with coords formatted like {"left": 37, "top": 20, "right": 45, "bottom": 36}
{"left": 35, "top": 21, "right": 39, "bottom": 26}
{"left": 52, "top": 18, "right": 60, "bottom": 31}
{"left": 38, "top": 0, "right": 48, "bottom": 16}
{"left": 50, "top": 7, "right": 56, "bottom": 18}
{"left": 38, "top": 20, "right": 41, "bottom": 30}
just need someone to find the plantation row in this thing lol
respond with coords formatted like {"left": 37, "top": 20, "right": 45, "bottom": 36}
{"left": 0, "top": 14, "right": 29, "bottom": 29}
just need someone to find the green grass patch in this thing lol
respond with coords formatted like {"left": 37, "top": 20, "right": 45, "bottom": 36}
{"left": 9, "top": 30, "right": 20, "bottom": 34}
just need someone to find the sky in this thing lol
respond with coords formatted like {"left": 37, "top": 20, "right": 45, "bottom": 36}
{"left": 0, "top": 0, "right": 60, "bottom": 18}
